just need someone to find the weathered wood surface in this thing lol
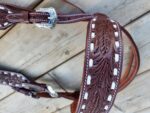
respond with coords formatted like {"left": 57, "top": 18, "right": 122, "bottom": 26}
{"left": 0, "top": 0, "right": 149, "bottom": 113}
{"left": 55, "top": 106, "right": 71, "bottom": 113}
{"left": 68, "top": 0, "right": 150, "bottom": 25}
{"left": 0, "top": 0, "right": 42, "bottom": 101}
{"left": 0, "top": 0, "right": 84, "bottom": 78}
{"left": 0, "top": 0, "right": 81, "bottom": 112}
{"left": 0, "top": 0, "right": 81, "bottom": 102}
{"left": 0, "top": 0, "right": 149, "bottom": 79}
{"left": 0, "top": 0, "right": 41, "bottom": 8}
{"left": 0, "top": 93, "right": 72, "bottom": 113}
{"left": 115, "top": 70, "right": 150, "bottom": 113}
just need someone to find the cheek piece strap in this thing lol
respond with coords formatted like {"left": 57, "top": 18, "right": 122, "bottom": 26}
{"left": 0, "top": 4, "right": 140, "bottom": 113}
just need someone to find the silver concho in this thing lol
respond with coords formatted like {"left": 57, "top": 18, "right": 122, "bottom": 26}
{"left": 35, "top": 7, "right": 57, "bottom": 29}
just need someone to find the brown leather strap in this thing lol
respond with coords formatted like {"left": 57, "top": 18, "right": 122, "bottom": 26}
{"left": 118, "top": 26, "right": 140, "bottom": 91}
{"left": 70, "top": 25, "right": 140, "bottom": 113}
{"left": 0, "top": 3, "right": 93, "bottom": 29}
{"left": 0, "top": 3, "right": 140, "bottom": 113}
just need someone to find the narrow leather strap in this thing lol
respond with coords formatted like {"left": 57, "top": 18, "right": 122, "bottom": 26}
{"left": 118, "top": 26, "right": 140, "bottom": 91}
{"left": 0, "top": 3, "right": 94, "bottom": 29}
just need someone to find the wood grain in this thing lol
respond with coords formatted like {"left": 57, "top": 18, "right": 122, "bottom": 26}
{"left": 0, "top": 0, "right": 80, "bottom": 112}
{"left": 115, "top": 70, "right": 150, "bottom": 113}
{"left": 0, "top": 0, "right": 148, "bottom": 79}
{"left": 0, "top": 0, "right": 41, "bottom": 8}
{"left": 110, "top": 106, "right": 124, "bottom": 113}
{"left": 0, "top": 93, "right": 72, "bottom": 113}
{"left": 0, "top": 0, "right": 84, "bottom": 78}
{"left": 68, "top": 0, "right": 150, "bottom": 25}
{"left": 54, "top": 106, "right": 71, "bottom": 113}
{"left": 0, "top": 0, "right": 42, "bottom": 101}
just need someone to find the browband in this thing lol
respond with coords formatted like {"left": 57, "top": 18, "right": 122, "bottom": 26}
{"left": 0, "top": 3, "right": 140, "bottom": 113}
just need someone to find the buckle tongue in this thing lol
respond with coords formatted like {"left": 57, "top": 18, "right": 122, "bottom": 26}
{"left": 35, "top": 7, "right": 57, "bottom": 29}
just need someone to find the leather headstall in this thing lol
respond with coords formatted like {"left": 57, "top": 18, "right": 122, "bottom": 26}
{"left": 0, "top": 3, "right": 140, "bottom": 113}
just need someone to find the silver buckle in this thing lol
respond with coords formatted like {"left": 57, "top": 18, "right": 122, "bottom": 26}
{"left": 21, "top": 83, "right": 58, "bottom": 98}
{"left": 35, "top": 7, "right": 57, "bottom": 29}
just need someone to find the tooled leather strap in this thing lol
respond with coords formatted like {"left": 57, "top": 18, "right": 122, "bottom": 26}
{"left": 70, "top": 24, "right": 140, "bottom": 113}
{"left": 0, "top": 3, "right": 140, "bottom": 113}
{"left": 75, "top": 14, "right": 123, "bottom": 113}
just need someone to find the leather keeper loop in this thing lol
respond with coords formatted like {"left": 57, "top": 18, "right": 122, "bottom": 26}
{"left": 6, "top": 11, "right": 29, "bottom": 23}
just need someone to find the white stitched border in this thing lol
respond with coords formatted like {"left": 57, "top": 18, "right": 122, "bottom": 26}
{"left": 78, "top": 18, "right": 122, "bottom": 113}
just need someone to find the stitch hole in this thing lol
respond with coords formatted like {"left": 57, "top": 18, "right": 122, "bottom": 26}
{"left": 107, "top": 95, "right": 112, "bottom": 101}
{"left": 10, "top": 72, "right": 15, "bottom": 76}
{"left": 2, "top": 81, "right": 7, "bottom": 85}
{"left": 91, "top": 32, "right": 95, "bottom": 38}
{"left": 84, "top": 92, "right": 88, "bottom": 99}
{"left": 90, "top": 43, "right": 94, "bottom": 52}
{"left": 92, "top": 24, "right": 95, "bottom": 29}
{"left": 4, "top": 72, "right": 8, "bottom": 74}
{"left": 115, "top": 54, "right": 119, "bottom": 62}
{"left": 115, "top": 41, "right": 120, "bottom": 48}
{"left": 93, "top": 18, "right": 97, "bottom": 21}
{"left": 4, "top": 22, "right": 9, "bottom": 26}
{"left": 89, "top": 59, "right": 94, "bottom": 67}
{"left": 8, "top": 10, "right": 12, "bottom": 14}
{"left": 81, "top": 105, "right": 86, "bottom": 109}
{"left": 110, "top": 19, "right": 115, "bottom": 23}
{"left": 114, "top": 32, "right": 119, "bottom": 37}
{"left": 113, "top": 24, "right": 117, "bottom": 29}
{"left": 111, "top": 82, "right": 116, "bottom": 89}
{"left": 113, "top": 68, "right": 118, "bottom": 76}
{"left": 104, "top": 105, "right": 109, "bottom": 110}
{"left": 0, "top": 6, "right": 4, "bottom": 10}
{"left": 87, "top": 75, "right": 91, "bottom": 85}
{"left": 8, "top": 83, "right": 13, "bottom": 86}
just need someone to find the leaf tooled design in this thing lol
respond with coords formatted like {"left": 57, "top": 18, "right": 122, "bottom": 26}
{"left": 84, "top": 17, "right": 116, "bottom": 113}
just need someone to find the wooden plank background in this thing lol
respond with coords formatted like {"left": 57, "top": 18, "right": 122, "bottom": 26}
{"left": 0, "top": 0, "right": 149, "bottom": 113}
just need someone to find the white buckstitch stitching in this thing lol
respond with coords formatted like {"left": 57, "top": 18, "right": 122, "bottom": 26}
{"left": 105, "top": 21, "right": 122, "bottom": 111}
{"left": 104, "top": 20, "right": 122, "bottom": 112}
{"left": 78, "top": 18, "right": 123, "bottom": 113}
{"left": 78, "top": 19, "right": 93, "bottom": 112}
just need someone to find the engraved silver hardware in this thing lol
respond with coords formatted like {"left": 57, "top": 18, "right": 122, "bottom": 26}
{"left": 21, "top": 83, "right": 58, "bottom": 98}
{"left": 35, "top": 7, "right": 57, "bottom": 29}
{"left": 47, "top": 85, "right": 58, "bottom": 98}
